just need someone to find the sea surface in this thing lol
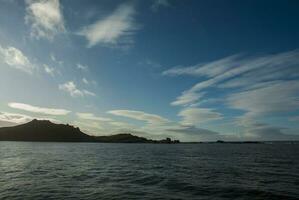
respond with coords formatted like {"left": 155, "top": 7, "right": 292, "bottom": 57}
{"left": 0, "top": 142, "right": 299, "bottom": 200}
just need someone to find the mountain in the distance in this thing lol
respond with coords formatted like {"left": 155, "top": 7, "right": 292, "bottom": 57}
{"left": 0, "top": 119, "right": 179, "bottom": 143}
{"left": 0, "top": 119, "right": 92, "bottom": 142}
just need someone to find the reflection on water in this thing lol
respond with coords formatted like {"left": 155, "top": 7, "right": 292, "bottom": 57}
{"left": 1, "top": 142, "right": 299, "bottom": 199}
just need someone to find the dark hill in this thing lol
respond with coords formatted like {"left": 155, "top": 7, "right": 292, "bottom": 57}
{"left": 0, "top": 119, "right": 178, "bottom": 143}
{"left": 94, "top": 133, "right": 153, "bottom": 143}
{"left": 0, "top": 119, "right": 92, "bottom": 142}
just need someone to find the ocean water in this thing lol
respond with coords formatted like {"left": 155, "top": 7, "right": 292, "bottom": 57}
{"left": 0, "top": 142, "right": 299, "bottom": 200}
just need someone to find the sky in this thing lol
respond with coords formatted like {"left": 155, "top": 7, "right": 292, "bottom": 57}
{"left": 0, "top": 0, "right": 299, "bottom": 141}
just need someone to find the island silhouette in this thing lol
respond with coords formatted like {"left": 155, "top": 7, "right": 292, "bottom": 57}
{"left": 0, "top": 119, "right": 180, "bottom": 143}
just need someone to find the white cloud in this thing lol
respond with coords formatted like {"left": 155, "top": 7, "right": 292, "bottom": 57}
{"left": 104, "top": 109, "right": 221, "bottom": 141}
{"left": 59, "top": 81, "right": 83, "bottom": 97}
{"left": 107, "top": 110, "right": 170, "bottom": 125}
{"left": 230, "top": 119, "right": 299, "bottom": 141}
{"left": 73, "top": 120, "right": 105, "bottom": 133}
{"left": 83, "top": 90, "right": 96, "bottom": 96}
{"left": 8, "top": 102, "right": 70, "bottom": 115}
{"left": 163, "top": 54, "right": 241, "bottom": 78}
{"left": 220, "top": 60, "right": 299, "bottom": 89}
{"left": 50, "top": 53, "right": 63, "bottom": 65}
{"left": 245, "top": 125, "right": 298, "bottom": 141}
{"left": 59, "top": 81, "right": 96, "bottom": 97}
{"left": 108, "top": 121, "right": 135, "bottom": 129}
{"left": 78, "top": 3, "right": 137, "bottom": 47}
{"left": 44, "top": 64, "right": 55, "bottom": 76}
{"left": 74, "top": 113, "right": 138, "bottom": 136}
{"left": 166, "top": 50, "right": 299, "bottom": 106}
{"left": 25, "top": 0, "right": 65, "bottom": 40}
{"left": 50, "top": 54, "right": 56, "bottom": 62}
{"left": 224, "top": 80, "right": 299, "bottom": 141}
{"left": 171, "top": 92, "right": 205, "bottom": 106}
{"left": 0, "top": 112, "right": 60, "bottom": 127}
{"left": 227, "top": 80, "right": 299, "bottom": 119}
{"left": 76, "top": 112, "right": 111, "bottom": 122}
{"left": 82, "top": 78, "right": 89, "bottom": 84}
{"left": 165, "top": 124, "right": 221, "bottom": 141}
{"left": 0, "top": 45, "right": 35, "bottom": 74}
{"left": 77, "top": 63, "right": 88, "bottom": 71}
{"left": 178, "top": 107, "right": 222, "bottom": 125}
{"left": 0, "top": 112, "right": 33, "bottom": 124}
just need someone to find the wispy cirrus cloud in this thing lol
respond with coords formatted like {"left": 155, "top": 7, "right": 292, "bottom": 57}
{"left": 50, "top": 53, "right": 63, "bottom": 65}
{"left": 162, "top": 54, "right": 241, "bottom": 78}
{"left": 76, "top": 112, "right": 112, "bottom": 122}
{"left": 162, "top": 49, "right": 299, "bottom": 140}
{"left": 74, "top": 112, "right": 137, "bottom": 136}
{"left": 82, "top": 78, "right": 89, "bottom": 84}
{"left": 0, "top": 112, "right": 33, "bottom": 125}
{"left": 165, "top": 124, "right": 220, "bottom": 141}
{"left": 77, "top": 63, "right": 88, "bottom": 71}
{"left": 8, "top": 102, "right": 70, "bottom": 115}
{"left": 43, "top": 64, "right": 58, "bottom": 76}
{"left": 108, "top": 110, "right": 170, "bottom": 125}
{"left": 0, "top": 45, "right": 35, "bottom": 74}
{"left": 230, "top": 118, "right": 299, "bottom": 141}
{"left": 78, "top": 3, "right": 137, "bottom": 48}
{"left": 25, "top": 0, "right": 65, "bottom": 40}
{"left": 171, "top": 92, "right": 205, "bottom": 106}
{"left": 164, "top": 50, "right": 299, "bottom": 106}
{"left": 178, "top": 107, "right": 222, "bottom": 126}
{"left": 59, "top": 81, "right": 96, "bottom": 97}
{"left": 0, "top": 112, "right": 61, "bottom": 127}
{"left": 82, "top": 90, "right": 96, "bottom": 97}
{"left": 227, "top": 80, "right": 299, "bottom": 120}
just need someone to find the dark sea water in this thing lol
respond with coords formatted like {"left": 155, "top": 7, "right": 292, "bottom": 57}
{"left": 0, "top": 142, "right": 299, "bottom": 200}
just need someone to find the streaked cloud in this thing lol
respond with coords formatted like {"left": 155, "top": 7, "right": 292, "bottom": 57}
{"left": 25, "top": 0, "right": 65, "bottom": 40}
{"left": 233, "top": 119, "right": 299, "bottom": 141}
{"left": 165, "top": 50, "right": 299, "bottom": 106}
{"left": 0, "top": 111, "right": 60, "bottom": 127}
{"left": 82, "top": 90, "right": 96, "bottom": 96}
{"left": 8, "top": 102, "right": 70, "bottom": 115}
{"left": 77, "top": 63, "right": 88, "bottom": 71}
{"left": 0, "top": 112, "right": 33, "bottom": 125}
{"left": 171, "top": 92, "right": 205, "bottom": 106}
{"left": 163, "top": 54, "right": 241, "bottom": 78}
{"left": 74, "top": 113, "right": 137, "bottom": 136}
{"left": 82, "top": 78, "right": 89, "bottom": 84}
{"left": 78, "top": 3, "right": 137, "bottom": 47}
{"left": 178, "top": 107, "right": 222, "bottom": 125}
{"left": 73, "top": 120, "right": 105, "bottom": 133}
{"left": 59, "top": 81, "right": 96, "bottom": 97}
{"left": 59, "top": 81, "right": 82, "bottom": 97}
{"left": 50, "top": 53, "right": 63, "bottom": 65}
{"left": 165, "top": 124, "right": 220, "bottom": 141}
{"left": 227, "top": 80, "right": 299, "bottom": 120}
{"left": 0, "top": 45, "right": 35, "bottom": 74}
{"left": 43, "top": 64, "right": 56, "bottom": 76}
{"left": 166, "top": 124, "right": 218, "bottom": 135}
{"left": 108, "top": 120, "right": 135, "bottom": 129}
{"left": 76, "top": 112, "right": 112, "bottom": 122}
{"left": 108, "top": 110, "right": 170, "bottom": 125}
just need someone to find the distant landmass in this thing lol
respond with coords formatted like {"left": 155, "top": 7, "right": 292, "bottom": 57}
{"left": 0, "top": 119, "right": 180, "bottom": 143}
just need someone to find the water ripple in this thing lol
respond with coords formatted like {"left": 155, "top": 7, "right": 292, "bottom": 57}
{"left": 0, "top": 142, "right": 299, "bottom": 200}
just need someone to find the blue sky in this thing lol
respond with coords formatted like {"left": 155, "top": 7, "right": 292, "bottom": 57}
{"left": 0, "top": 0, "right": 299, "bottom": 141}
